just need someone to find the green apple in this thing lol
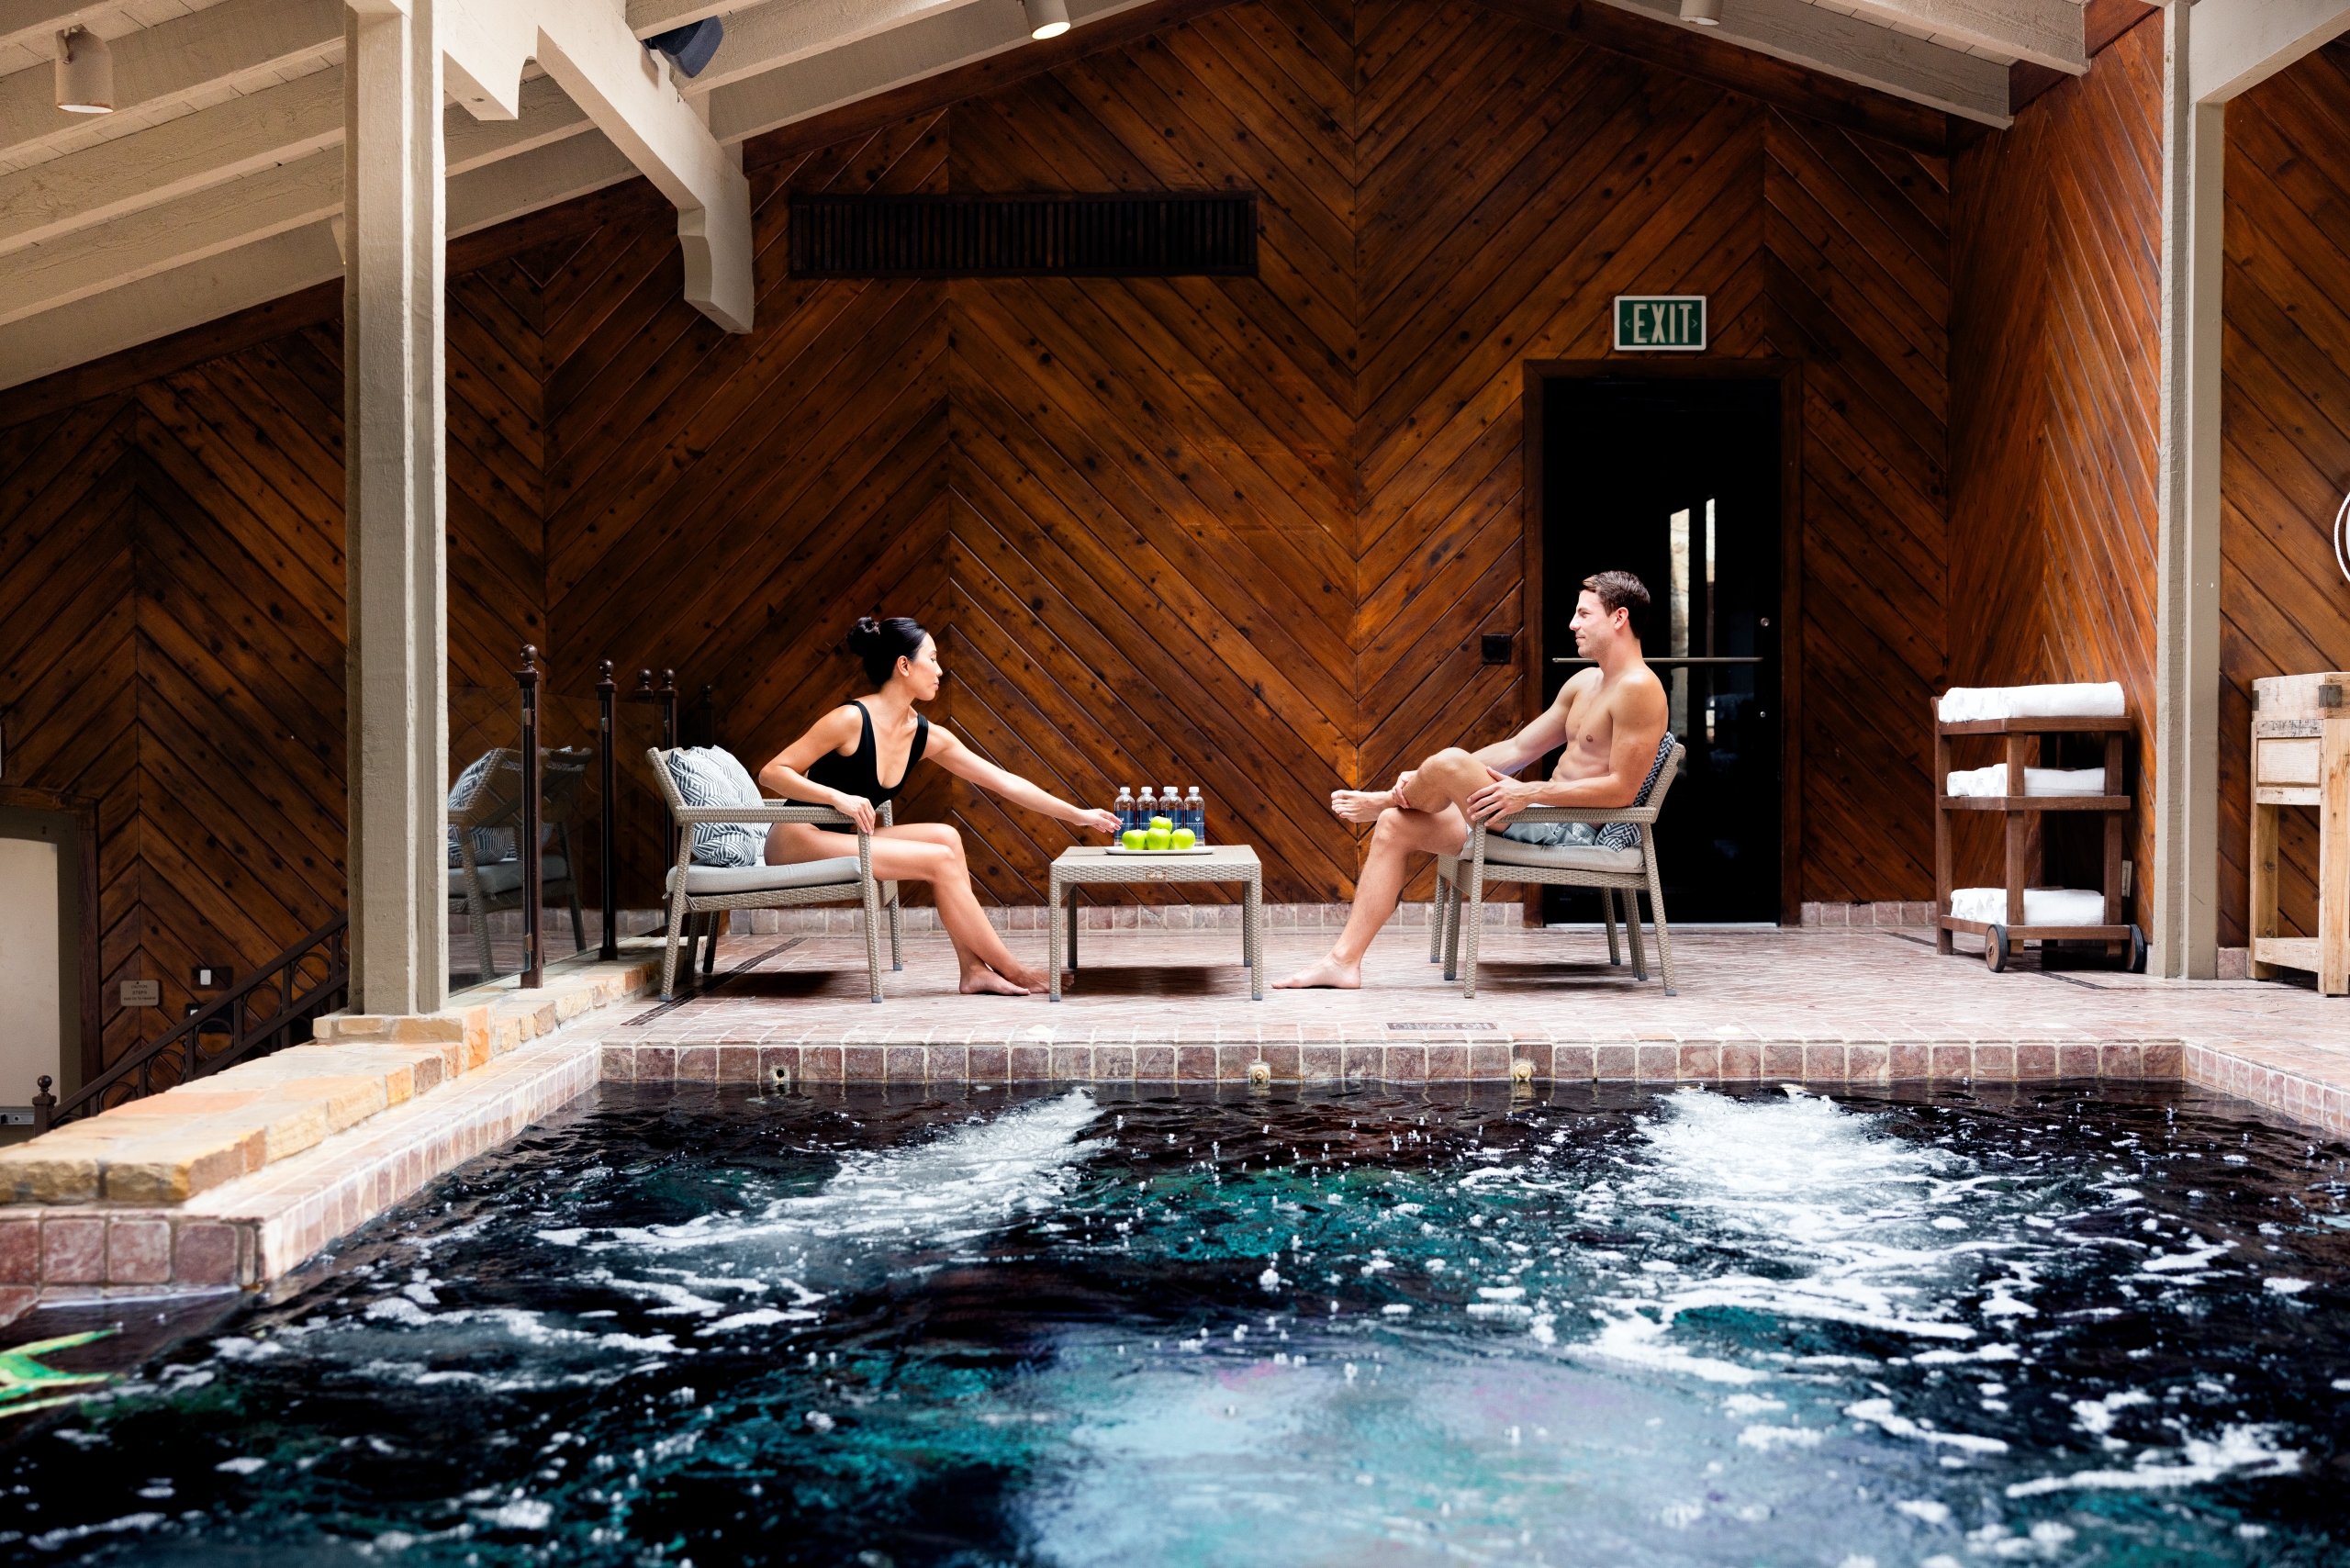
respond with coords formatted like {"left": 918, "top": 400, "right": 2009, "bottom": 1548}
{"left": 1151, "top": 815, "right": 1173, "bottom": 830}
{"left": 1122, "top": 828, "right": 1147, "bottom": 849}
{"left": 1171, "top": 828, "right": 1196, "bottom": 849}
{"left": 1146, "top": 825, "right": 1172, "bottom": 850}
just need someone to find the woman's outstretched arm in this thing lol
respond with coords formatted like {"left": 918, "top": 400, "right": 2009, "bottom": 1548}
{"left": 756, "top": 706, "right": 877, "bottom": 831}
{"left": 924, "top": 728, "right": 1120, "bottom": 834}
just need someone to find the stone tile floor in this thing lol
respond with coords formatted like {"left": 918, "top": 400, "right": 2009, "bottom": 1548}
{"left": 615, "top": 924, "right": 2335, "bottom": 1047}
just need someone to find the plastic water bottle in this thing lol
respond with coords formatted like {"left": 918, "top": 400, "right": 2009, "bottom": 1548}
{"left": 1114, "top": 786, "right": 1135, "bottom": 834}
{"left": 1185, "top": 786, "right": 1207, "bottom": 846}
{"left": 1136, "top": 787, "right": 1157, "bottom": 832}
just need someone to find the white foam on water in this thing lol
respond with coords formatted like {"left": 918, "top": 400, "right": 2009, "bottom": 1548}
{"left": 537, "top": 1089, "right": 1108, "bottom": 1256}
{"left": 1845, "top": 1398, "right": 2009, "bottom": 1454}
{"left": 2005, "top": 1425, "right": 2302, "bottom": 1496}
{"left": 1895, "top": 1499, "right": 1951, "bottom": 1524}
{"left": 1556, "top": 1091, "right": 2060, "bottom": 1379}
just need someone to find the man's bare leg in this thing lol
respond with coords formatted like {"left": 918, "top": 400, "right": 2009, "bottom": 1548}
{"left": 1278, "top": 749, "right": 1495, "bottom": 989}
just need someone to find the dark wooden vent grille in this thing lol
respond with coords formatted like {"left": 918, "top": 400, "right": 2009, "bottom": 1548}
{"left": 788, "top": 194, "right": 1258, "bottom": 278}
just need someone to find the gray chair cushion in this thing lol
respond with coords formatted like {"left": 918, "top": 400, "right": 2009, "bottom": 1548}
{"left": 1483, "top": 838, "right": 1644, "bottom": 873}
{"left": 664, "top": 857, "right": 862, "bottom": 896}
{"left": 447, "top": 750, "right": 519, "bottom": 867}
{"left": 663, "top": 747, "right": 767, "bottom": 868}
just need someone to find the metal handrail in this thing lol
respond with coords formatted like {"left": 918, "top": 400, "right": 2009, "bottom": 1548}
{"left": 33, "top": 913, "right": 349, "bottom": 1133}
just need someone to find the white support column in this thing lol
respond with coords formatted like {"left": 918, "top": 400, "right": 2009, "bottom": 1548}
{"left": 343, "top": 0, "right": 449, "bottom": 1016}
{"left": 2152, "top": 0, "right": 2224, "bottom": 980}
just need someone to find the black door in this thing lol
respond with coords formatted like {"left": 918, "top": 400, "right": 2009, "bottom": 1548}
{"left": 1537, "top": 375, "right": 1782, "bottom": 924}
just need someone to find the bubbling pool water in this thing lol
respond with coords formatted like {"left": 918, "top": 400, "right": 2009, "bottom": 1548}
{"left": 3, "top": 1082, "right": 2344, "bottom": 1566}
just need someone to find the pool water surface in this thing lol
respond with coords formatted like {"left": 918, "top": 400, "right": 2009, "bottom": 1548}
{"left": 4, "top": 1081, "right": 2347, "bottom": 1566}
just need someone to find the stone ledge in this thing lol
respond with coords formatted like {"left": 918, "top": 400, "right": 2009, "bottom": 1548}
{"left": 605, "top": 1036, "right": 2187, "bottom": 1089}
{"left": 0, "top": 953, "right": 655, "bottom": 1209}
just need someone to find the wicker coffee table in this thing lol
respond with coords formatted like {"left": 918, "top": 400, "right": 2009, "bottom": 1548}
{"left": 1047, "top": 845, "right": 1264, "bottom": 1002}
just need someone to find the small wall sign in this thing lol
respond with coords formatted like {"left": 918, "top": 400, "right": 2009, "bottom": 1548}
{"left": 1614, "top": 295, "right": 1707, "bottom": 352}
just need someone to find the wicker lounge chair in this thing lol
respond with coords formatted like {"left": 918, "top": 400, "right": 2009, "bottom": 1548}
{"left": 644, "top": 746, "right": 902, "bottom": 1002}
{"left": 1431, "top": 742, "right": 1685, "bottom": 997}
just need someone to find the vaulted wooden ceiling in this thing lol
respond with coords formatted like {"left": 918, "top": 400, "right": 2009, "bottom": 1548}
{"left": 0, "top": 0, "right": 2095, "bottom": 389}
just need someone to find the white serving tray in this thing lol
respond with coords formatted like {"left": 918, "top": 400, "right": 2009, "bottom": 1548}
{"left": 1105, "top": 845, "right": 1216, "bottom": 855}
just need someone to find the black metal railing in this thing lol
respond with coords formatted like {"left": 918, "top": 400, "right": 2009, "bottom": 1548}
{"left": 34, "top": 913, "right": 349, "bottom": 1132}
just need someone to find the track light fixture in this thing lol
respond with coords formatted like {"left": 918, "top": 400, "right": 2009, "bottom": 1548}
{"left": 54, "top": 25, "right": 113, "bottom": 114}
{"left": 1024, "top": 0, "right": 1072, "bottom": 40}
{"left": 1679, "top": 0, "right": 1723, "bottom": 24}
{"left": 645, "top": 17, "right": 725, "bottom": 78}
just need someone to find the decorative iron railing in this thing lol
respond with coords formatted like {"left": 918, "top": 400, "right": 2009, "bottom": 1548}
{"left": 33, "top": 913, "right": 349, "bottom": 1132}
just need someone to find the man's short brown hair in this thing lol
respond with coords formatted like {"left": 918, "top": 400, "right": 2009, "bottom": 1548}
{"left": 1581, "top": 570, "right": 1651, "bottom": 637}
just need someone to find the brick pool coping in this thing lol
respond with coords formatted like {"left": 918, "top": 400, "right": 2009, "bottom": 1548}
{"left": 3, "top": 946, "right": 2346, "bottom": 1322}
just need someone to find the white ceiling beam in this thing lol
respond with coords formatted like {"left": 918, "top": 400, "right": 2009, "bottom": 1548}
{"left": 0, "top": 68, "right": 587, "bottom": 252}
{"left": 440, "top": 0, "right": 752, "bottom": 329}
{"left": 0, "top": 219, "right": 341, "bottom": 392}
{"left": 448, "top": 125, "right": 633, "bottom": 233}
{"left": 2188, "top": 0, "right": 2350, "bottom": 103}
{"left": 624, "top": 0, "right": 773, "bottom": 35}
{"left": 0, "top": 0, "right": 344, "bottom": 165}
{"left": 705, "top": 0, "right": 1154, "bottom": 144}
{"left": 1589, "top": 0, "right": 2013, "bottom": 124}
{"left": 0, "top": 144, "right": 339, "bottom": 327}
{"left": 1830, "top": 0, "right": 2084, "bottom": 74}
{"left": 0, "top": 69, "right": 340, "bottom": 254}
{"left": 681, "top": 0, "right": 983, "bottom": 94}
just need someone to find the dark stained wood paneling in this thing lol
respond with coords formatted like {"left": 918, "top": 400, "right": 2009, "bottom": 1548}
{"left": 2217, "top": 40, "right": 2350, "bottom": 945}
{"left": 1948, "top": 17, "right": 2161, "bottom": 928}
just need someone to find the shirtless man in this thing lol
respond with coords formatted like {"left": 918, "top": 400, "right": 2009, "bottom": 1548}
{"left": 1276, "top": 570, "right": 1671, "bottom": 990}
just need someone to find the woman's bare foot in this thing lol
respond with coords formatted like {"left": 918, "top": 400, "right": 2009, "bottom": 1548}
{"left": 1273, "top": 955, "right": 1361, "bottom": 990}
{"left": 1329, "top": 789, "right": 1395, "bottom": 824}
{"left": 959, "top": 964, "right": 1029, "bottom": 996}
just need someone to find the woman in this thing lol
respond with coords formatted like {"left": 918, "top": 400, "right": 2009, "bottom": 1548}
{"left": 758, "top": 616, "right": 1118, "bottom": 996}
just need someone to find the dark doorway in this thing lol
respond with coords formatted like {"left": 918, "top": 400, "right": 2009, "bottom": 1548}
{"left": 1525, "top": 368, "right": 1794, "bottom": 924}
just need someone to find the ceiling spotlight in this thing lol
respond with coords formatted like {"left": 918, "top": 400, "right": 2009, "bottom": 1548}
{"left": 1024, "top": 0, "right": 1072, "bottom": 40}
{"left": 54, "top": 25, "right": 113, "bottom": 114}
{"left": 1679, "top": 0, "right": 1723, "bottom": 23}
{"left": 645, "top": 17, "right": 724, "bottom": 78}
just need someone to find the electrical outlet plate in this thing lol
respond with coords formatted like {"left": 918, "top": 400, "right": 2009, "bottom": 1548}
{"left": 1481, "top": 633, "right": 1514, "bottom": 666}
{"left": 193, "top": 965, "right": 233, "bottom": 989}
{"left": 120, "top": 980, "right": 161, "bottom": 1008}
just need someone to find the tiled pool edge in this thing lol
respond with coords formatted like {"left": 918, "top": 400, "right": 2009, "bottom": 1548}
{"left": 6, "top": 1026, "right": 2341, "bottom": 1321}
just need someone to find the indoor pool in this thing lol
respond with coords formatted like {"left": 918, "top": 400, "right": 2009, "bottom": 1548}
{"left": 4, "top": 1081, "right": 2347, "bottom": 1566}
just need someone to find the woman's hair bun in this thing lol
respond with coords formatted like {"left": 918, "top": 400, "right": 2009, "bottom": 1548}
{"left": 847, "top": 614, "right": 929, "bottom": 684}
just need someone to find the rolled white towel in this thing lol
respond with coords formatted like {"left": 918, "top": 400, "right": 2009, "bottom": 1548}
{"left": 1948, "top": 887, "right": 2109, "bottom": 926}
{"left": 1936, "top": 683, "right": 2126, "bottom": 722}
{"left": 1943, "top": 765, "right": 2106, "bottom": 797}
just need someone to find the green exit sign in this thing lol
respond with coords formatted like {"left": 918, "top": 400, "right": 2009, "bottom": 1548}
{"left": 1614, "top": 295, "right": 1707, "bottom": 352}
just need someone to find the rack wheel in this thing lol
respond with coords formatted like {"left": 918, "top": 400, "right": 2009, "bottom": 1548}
{"left": 1985, "top": 925, "right": 2009, "bottom": 973}
{"left": 2126, "top": 924, "right": 2147, "bottom": 974}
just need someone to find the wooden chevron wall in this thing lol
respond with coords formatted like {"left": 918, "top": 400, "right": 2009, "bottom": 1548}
{"left": 536, "top": 0, "right": 1958, "bottom": 908}
{"left": 6, "top": 0, "right": 1974, "bottom": 1026}
{"left": 1947, "top": 14, "right": 2162, "bottom": 930}
{"left": 2218, "top": 39, "right": 2350, "bottom": 946}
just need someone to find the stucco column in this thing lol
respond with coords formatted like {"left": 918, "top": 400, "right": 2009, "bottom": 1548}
{"left": 2153, "top": 0, "right": 2223, "bottom": 980}
{"left": 343, "top": 0, "right": 448, "bottom": 1015}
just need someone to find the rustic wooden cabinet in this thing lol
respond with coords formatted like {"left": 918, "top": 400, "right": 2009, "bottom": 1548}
{"left": 2249, "top": 672, "right": 2349, "bottom": 996}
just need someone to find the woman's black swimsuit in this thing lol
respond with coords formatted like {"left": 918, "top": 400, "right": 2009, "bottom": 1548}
{"left": 804, "top": 700, "right": 927, "bottom": 834}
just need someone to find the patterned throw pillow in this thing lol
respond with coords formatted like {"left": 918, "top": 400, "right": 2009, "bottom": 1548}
{"left": 664, "top": 747, "right": 768, "bottom": 868}
{"left": 1595, "top": 734, "right": 1678, "bottom": 852}
{"left": 447, "top": 750, "right": 520, "bottom": 867}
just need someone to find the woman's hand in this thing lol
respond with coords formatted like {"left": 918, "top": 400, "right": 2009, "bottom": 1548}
{"left": 834, "top": 793, "right": 878, "bottom": 834}
{"left": 1072, "top": 807, "right": 1122, "bottom": 835}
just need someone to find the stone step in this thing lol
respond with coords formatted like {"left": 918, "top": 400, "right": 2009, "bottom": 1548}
{"left": 0, "top": 955, "right": 655, "bottom": 1209}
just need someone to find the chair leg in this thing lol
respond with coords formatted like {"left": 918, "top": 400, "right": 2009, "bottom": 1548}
{"left": 567, "top": 887, "right": 586, "bottom": 955}
{"left": 1461, "top": 859, "right": 1484, "bottom": 1001}
{"left": 1430, "top": 864, "right": 1451, "bottom": 962}
{"left": 886, "top": 884, "right": 903, "bottom": 971}
{"left": 1603, "top": 888, "right": 1622, "bottom": 966}
{"left": 1625, "top": 888, "right": 1649, "bottom": 981}
{"left": 1646, "top": 849, "right": 1677, "bottom": 996}
{"left": 659, "top": 890, "right": 691, "bottom": 1000}
{"left": 700, "top": 911, "right": 720, "bottom": 977}
{"left": 1442, "top": 868, "right": 1465, "bottom": 981}
{"left": 862, "top": 880, "right": 884, "bottom": 1004}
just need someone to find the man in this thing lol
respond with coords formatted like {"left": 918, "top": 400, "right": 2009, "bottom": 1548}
{"left": 1275, "top": 570, "right": 1671, "bottom": 990}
